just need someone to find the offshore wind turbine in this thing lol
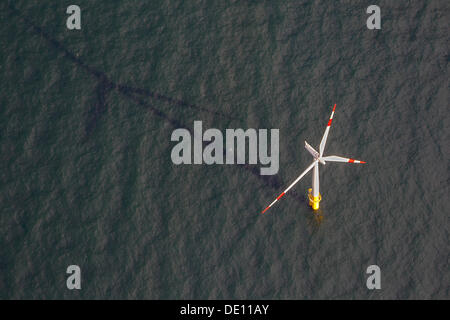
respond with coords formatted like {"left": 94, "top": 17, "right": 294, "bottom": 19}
{"left": 261, "top": 104, "right": 366, "bottom": 213}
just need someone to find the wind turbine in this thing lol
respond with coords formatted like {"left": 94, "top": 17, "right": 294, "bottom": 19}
{"left": 261, "top": 104, "right": 366, "bottom": 213}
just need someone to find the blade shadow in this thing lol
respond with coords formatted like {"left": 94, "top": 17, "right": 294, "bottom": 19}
{"left": 7, "top": 2, "right": 305, "bottom": 207}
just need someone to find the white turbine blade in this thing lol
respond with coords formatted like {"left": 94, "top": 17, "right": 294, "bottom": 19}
{"left": 319, "top": 104, "right": 336, "bottom": 157}
{"left": 305, "top": 141, "right": 319, "bottom": 159}
{"left": 261, "top": 161, "right": 316, "bottom": 214}
{"left": 322, "top": 155, "right": 366, "bottom": 164}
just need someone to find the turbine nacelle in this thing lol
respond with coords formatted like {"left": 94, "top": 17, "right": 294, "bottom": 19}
{"left": 304, "top": 141, "right": 326, "bottom": 165}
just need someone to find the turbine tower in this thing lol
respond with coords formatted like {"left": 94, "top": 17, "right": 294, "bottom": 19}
{"left": 261, "top": 104, "right": 365, "bottom": 213}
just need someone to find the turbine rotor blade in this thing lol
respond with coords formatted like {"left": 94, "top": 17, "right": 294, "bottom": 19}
{"left": 261, "top": 161, "right": 317, "bottom": 214}
{"left": 305, "top": 141, "right": 319, "bottom": 159}
{"left": 319, "top": 104, "right": 336, "bottom": 157}
{"left": 322, "top": 155, "right": 366, "bottom": 164}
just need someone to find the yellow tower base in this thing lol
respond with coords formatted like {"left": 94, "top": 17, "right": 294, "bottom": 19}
{"left": 308, "top": 188, "right": 321, "bottom": 210}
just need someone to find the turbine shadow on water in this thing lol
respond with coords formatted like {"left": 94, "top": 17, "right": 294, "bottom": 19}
{"left": 6, "top": 3, "right": 237, "bottom": 138}
{"left": 6, "top": 2, "right": 304, "bottom": 207}
{"left": 85, "top": 79, "right": 114, "bottom": 138}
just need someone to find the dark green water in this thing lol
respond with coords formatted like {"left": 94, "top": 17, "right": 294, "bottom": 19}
{"left": 0, "top": 0, "right": 448, "bottom": 299}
